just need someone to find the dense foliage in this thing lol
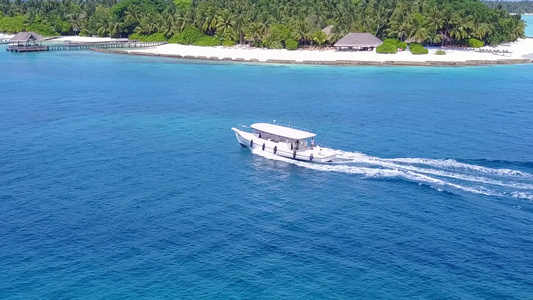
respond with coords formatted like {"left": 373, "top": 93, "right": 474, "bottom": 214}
{"left": 222, "top": 40, "right": 235, "bottom": 46}
{"left": 409, "top": 42, "right": 429, "bottom": 54}
{"left": 168, "top": 25, "right": 203, "bottom": 44}
{"left": 483, "top": 1, "right": 533, "bottom": 14}
{"left": 285, "top": 38, "right": 298, "bottom": 50}
{"left": 130, "top": 32, "right": 167, "bottom": 41}
{"left": 376, "top": 41, "right": 398, "bottom": 54}
{"left": 0, "top": 0, "right": 526, "bottom": 47}
{"left": 382, "top": 38, "right": 406, "bottom": 50}
{"left": 192, "top": 35, "right": 220, "bottom": 46}
{"left": 468, "top": 37, "right": 484, "bottom": 47}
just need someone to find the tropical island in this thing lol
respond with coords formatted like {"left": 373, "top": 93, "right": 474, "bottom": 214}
{"left": 483, "top": 1, "right": 533, "bottom": 14}
{"left": 1, "top": 0, "right": 532, "bottom": 66}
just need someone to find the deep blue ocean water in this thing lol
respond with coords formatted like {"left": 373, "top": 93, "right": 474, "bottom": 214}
{"left": 1, "top": 46, "right": 532, "bottom": 299}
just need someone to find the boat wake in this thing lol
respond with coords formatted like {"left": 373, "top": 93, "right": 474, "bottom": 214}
{"left": 251, "top": 148, "right": 533, "bottom": 200}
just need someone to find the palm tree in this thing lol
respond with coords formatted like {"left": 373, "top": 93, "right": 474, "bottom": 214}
{"left": 426, "top": 31, "right": 442, "bottom": 46}
{"left": 387, "top": 16, "right": 409, "bottom": 41}
{"left": 97, "top": 21, "right": 111, "bottom": 36}
{"left": 441, "top": 7, "right": 457, "bottom": 45}
{"left": 124, "top": 5, "right": 142, "bottom": 25}
{"left": 472, "top": 22, "right": 492, "bottom": 40}
{"left": 69, "top": 14, "right": 82, "bottom": 35}
{"left": 110, "top": 20, "right": 122, "bottom": 37}
{"left": 289, "top": 18, "right": 310, "bottom": 46}
{"left": 449, "top": 26, "right": 468, "bottom": 41}
{"left": 200, "top": 8, "right": 218, "bottom": 35}
{"left": 245, "top": 21, "right": 263, "bottom": 46}
{"left": 425, "top": 6, "right": 443, "bottom": 31}
{"left": 223, "top": 28, "right": 238, "bottom": 43}
{"left": 0, "top": 0, "right": 526, "bottom": 47}
{"left": 407, "top": 13, "right": 428, "bottom": 43}
{"left": 234, "top": 14, "right": 248, "bottom": 45}
{"left": 312, "top": 30, "right": 327, "bottom": 46}
{"left": 216, "top": 10, "right": 235, "bottom": 35}
{"left": 450, "top": 13, "right": 473, "bottom": 41}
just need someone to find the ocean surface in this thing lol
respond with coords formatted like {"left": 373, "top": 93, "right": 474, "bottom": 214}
{"left": 1, "top": 46, "right": 532, "bottom": 299}
{"left": 524, "top": 15, "right": 533, "bottom": 37}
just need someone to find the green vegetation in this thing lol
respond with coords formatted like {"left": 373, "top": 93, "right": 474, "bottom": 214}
{"left": 409, "top": 43, "right": 429, "bottom": 54}
{"left": 267, "top": 41, "right": 283, "bottom": 49}
{"left": 312, "top": 31, "right": 328, "bottom": 46}
{"left": 0, "top": 15, "right": 25, "bottom": 33}
{"left": 381, "top": 38, "right": 407, "bottom": 50}
{"left": 377, "top": 38, "right": 407, "bottom": 53}
{"left": 285, "top": 39, "right": 298, "bottom": 50}
{"left": 222, "top": 40, "right": 235, "bottom": 47}
{"left": 376, "top": 42, "right": 398, "bottom": 54}
{"left": 435, "top": 49, "right": 446, "bottom": 55}
{"left": 383, "top": 39, "right": 399, "bottom": 46}
{"left": 130, "top": 32, "right": 167, "bottom": 42}
{"left": 193, "top": 35, "right": 220, "bottom": 46}
{"left": 0, "top": 0, "right": 525, "bottom": 47}
{"left": 398, "top": 41, "right": 407, "bottom": 50}
{"left": 168, "top": 26, "right": 203, "bottom": 44}
{"left": 468, "top": 38, "right": 484, "bottom": 48}
{"left": 483, "top": 1, "right": 533, "bottom": 14}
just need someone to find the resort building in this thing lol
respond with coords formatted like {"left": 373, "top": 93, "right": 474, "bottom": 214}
{"left": 7, "top": 31, "right": 47, "bottom": 52}
{"left": 334, "top": 33, "right": 382, "bottom": 51}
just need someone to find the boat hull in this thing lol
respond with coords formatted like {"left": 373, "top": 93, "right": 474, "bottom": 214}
{"left": 232, "top": 127, "right": 336, "bottom": 163}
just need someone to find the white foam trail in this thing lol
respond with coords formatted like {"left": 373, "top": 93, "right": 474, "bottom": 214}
{"left": 336, "top": 151, "right": 532, "bottom": 178}
{"left": 333, "top": 151, "right": 533, "bottom": 190}
{"left": 251, "top": 148, "right": 533, "bottom": 200}
{"left": 511, "top": 192, "right": 533, "bottom": 201}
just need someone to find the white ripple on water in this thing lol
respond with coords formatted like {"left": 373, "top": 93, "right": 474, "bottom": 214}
{"left": 251, "top": 148, "right": 533, "bottom": 200}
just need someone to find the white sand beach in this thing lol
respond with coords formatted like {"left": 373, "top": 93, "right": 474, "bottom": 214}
{"left": 4, "top": 34, "right": 532, "bottom": 65}
{"left": 50, "top": 36, "right": 118, "bottom": 43}
{"left": 2, "top": 34, "right": 113, "bottom": 42}
{"left": 0, "top": 33, "right": 14, "bottom": 40}
{"left": 120, "top": 38, "right": 533, "bottom": 65}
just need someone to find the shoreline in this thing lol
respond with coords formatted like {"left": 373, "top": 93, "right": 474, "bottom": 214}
{"left": 91, "top": 47, "right": 533, "bottom": 67}
{"left": 91, "top": 37, "right": 533, "bottom": 67}
{"left": 3, "top": 34, "right": 533, "bottom": 66}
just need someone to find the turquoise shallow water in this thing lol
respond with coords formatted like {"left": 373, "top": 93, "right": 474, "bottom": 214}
{"left": 1, "top": 47, "right": 533, "bottom": 299}
{"left": 524, "top": 15, "right": 533, "bottom": 37}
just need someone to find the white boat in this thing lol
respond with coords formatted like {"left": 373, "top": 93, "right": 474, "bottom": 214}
{"left": 231, "top": 123, "right": 336, "bottom": 162}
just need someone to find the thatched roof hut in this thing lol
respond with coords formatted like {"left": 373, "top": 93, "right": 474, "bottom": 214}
{"left": 321, "top": 25, "right": 334, "bottom": 37}
{"left": 9, "top": 32, "right": 44, "bottom": 45}
{"left": 334, "top": 33, "right": 382, "bottom": 51}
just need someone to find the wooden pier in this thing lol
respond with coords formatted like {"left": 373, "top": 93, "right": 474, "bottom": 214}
{"left": 6, "top": 45, "right": 48, "bottom": 52}
{"left": 7, "top": 40, "right": 167, "bottom": 52}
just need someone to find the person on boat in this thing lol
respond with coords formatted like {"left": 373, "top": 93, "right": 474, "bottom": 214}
{"left": 311, "top": 138, "right": 315, "bottom": 149}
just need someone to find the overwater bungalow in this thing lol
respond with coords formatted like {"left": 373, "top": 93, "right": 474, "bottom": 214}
{"left": 334, "top": 33, "right": 382, "bottom": 51}
{"left": 7, "top": 31, "right": 47, "bottom": 52}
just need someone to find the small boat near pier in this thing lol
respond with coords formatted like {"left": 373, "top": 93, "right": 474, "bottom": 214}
{"left": 232, "top": 123, "right": 336, "bottom": 162}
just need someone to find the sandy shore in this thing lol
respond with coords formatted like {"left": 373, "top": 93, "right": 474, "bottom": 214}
{"left": 4, "top": 34, "right": 533, "bottom": 66}
{"left": 49, "top": 36, "right": 117, "bottom": 43}
{"left": 0, "top": 33, "right": 14, "bottom": 40}
{"left": 1, "top": 34, "right": 112, "bottom": 42}
{"left": 102, "top": 38, "right": 533, "bottom": 66}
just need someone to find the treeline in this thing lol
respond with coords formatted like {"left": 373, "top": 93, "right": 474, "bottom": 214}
{"left": 0, "top": 0, "right": 526, "bottom": 48}
{"left": 483, "top": 1, "right": 533, "bottom": 14}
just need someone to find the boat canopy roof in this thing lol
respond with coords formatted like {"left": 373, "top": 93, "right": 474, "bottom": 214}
{"left": 251, "top": 123, "right": 316, "bottom": 140}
